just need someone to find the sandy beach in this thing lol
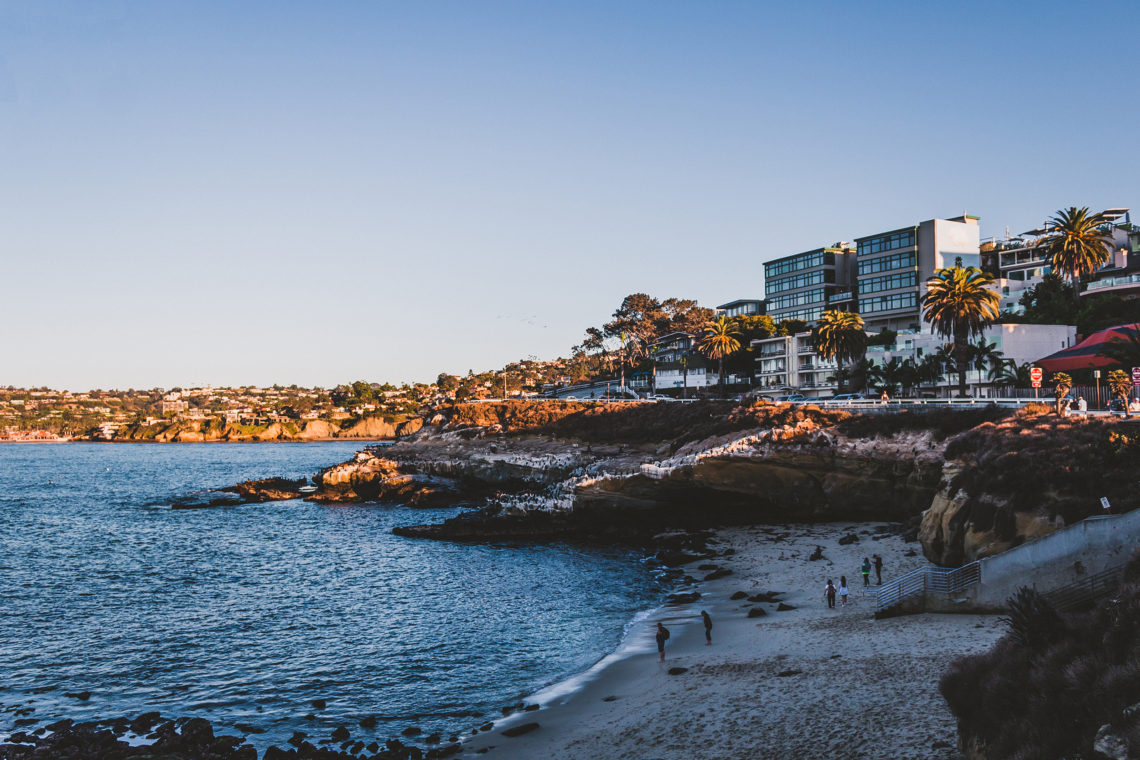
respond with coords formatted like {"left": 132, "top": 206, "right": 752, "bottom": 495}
{"left": 463, "top": 523, "right": 1007, "bottom": 760}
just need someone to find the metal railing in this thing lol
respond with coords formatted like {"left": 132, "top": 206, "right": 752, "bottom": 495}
{"left": 876, "top": 561, "right": 981, "bottom": 613}
{"left": 1043, "top": 565, "right": 1126, "bottom": 612}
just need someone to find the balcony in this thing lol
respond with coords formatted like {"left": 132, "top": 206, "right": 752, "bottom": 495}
{"left": 827, "top": 289, "right": 854, "bottom": 304}
{"left": 1084, "top": 272, "right": 1140, "bottom": 294}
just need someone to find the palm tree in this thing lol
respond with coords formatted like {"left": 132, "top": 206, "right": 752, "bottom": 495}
{"left": 1106, "top": 369, "right": 1132, "bottom": 419}
{"left": 965, "top": 339, "right": 1006, "bottom": 393}
{"left": 898, "top": 358, "right": 919, "bottom": 397}
{"left": 921, "top": 265, "right": 1001, "bottom": 397}
{"left": 915, "top": 354, "right": 945, "bottom": 394}
{"left": 991, "top": 360, "right": 1031, "bottom": 389}
{"left": 1051, "top": 372, "right": 1073, "bottom": 416}
{"left": 697, "top": 316, "right": 742, "bottom": 398}
{"left": 812, "top": 310, "right": 867, "bottom": 393}
{"left": 1042, "top": 207, "right": 1114, "bottom": 304}
{"left": 878, "top": 357, "right": 906, "bottom": 397}
{"left": 848, "top": 358, "right": 882, "bottom": 394}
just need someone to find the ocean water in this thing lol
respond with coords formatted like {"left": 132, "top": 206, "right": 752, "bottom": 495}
{"left": 0, "top": 443, "right": 663, "bottom": 749}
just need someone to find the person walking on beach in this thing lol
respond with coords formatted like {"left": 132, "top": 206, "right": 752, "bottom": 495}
{"left": 839, "top": 576, "right": 850, "bottom": 607}
{"left": 824, "top": 579, "right": 837, "bottom": 609}
{"left": 655, "top": 622, "right": 670, "bottom": 662}
{"left": 701, "top": 610, "right": 713, "bottom": 645}
{"left": 873, "top": 554, "right": 883, "bottom": 585}
{"left": 861, "top": 558, "right": 871, "bottom": 587}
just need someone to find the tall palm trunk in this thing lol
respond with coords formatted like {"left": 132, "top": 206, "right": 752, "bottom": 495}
{"left": 954, "top": 330, "right": 968, "bottom": 398}
{"left": 719, "top": 357, "right": 725, "bottom": 399}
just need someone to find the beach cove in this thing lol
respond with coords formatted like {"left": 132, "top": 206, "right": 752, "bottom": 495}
{"left": 467, "top": 523, "right": 1006, "bottom": 760}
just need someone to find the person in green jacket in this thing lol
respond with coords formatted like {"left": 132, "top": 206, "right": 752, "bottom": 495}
{"left": 861, "top": 557, "right": 872, "bottom": 587}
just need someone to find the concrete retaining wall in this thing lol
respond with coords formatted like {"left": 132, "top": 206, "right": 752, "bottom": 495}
{"left": 957, "top": 511, "right": 1140, "bottom": 612}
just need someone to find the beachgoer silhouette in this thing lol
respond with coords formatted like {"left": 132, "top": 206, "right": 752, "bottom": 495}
{"left": 701, "top": 610, "right": 712, "bottom": 645}
{"left": 655, "top": 622, "right": 670, "bottom": 662}
{"left": 824, "top": 579, "right": 837, "bottom": 609}
{"left": 861, "top": 558, "right": 871, "bottom": 586}
{"left": 839, "top": 575, "right": 850, "bottom": 607}
{"left": 873, "top": 554, "right": 883, "bottom": 585}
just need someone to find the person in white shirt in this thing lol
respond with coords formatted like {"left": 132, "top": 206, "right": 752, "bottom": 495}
{"left": 839, "top": 576, "right": 850, "bottom": 607}
{"left": 1077, "top": 397, "right": 1088, "bottom": 417}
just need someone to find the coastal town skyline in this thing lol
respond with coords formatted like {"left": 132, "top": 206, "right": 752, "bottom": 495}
{"left": 4, "top": 1, "right": 1139, "bottom": 390}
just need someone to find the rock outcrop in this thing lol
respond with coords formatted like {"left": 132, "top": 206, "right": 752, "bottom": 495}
{"left": 918, "top": 411, "right": 1140, "bottom": 566}
{"left": 391, "top": 419, "right": 945, "bottom": 542}
{"left": 223, "top": 477, "right": 308, "bottom": 502}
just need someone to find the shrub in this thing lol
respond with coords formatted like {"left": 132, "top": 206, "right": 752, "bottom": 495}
{"left": 941, "top": 564, "right": 1140, "bottom": 758}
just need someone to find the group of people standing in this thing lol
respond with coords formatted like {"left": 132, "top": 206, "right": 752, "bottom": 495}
{"left": 823, "top": 554, "right": 884, "bottom": 609}
{"left": 655, "top": 610, "right": 714, "bottom": 661}
{"left": 655, "top": 553, "right": 890, "bottom": 660}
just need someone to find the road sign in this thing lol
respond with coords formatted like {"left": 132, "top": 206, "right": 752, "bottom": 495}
{"left": 1031, "top": 379, "right": 1042, "bottom": 388}
{"left": 1133, "top": 367, "right": 1140, "bottom": 386}
{"left": 1030, "top": 367, "right": 1043, "bottom": 383}
{"left": 1101, "top": 497, "right": 1111, "bottom": 511}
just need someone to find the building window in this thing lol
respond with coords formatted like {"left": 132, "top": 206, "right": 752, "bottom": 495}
{"left": 766, "top": 269, "right": 833, "bottom": 295}
{"left": 768, "top": 288, "right": 826, "bottom": 311}
{"left": 770, "top": 306, "right": 824, "bottom": 323}
{"left": 764, "top": 250, "right": 836, "bottom": 279}
{"left": 857, "top": 251, "right": 917, "bottom": 276}
{"left": 860, "top": 292, "right": 918, "bottom": 314}
{"left": 858, "top": 271, "right": 917, "bottom": 295}
{"left": 857, "top": 230, "right": 915, "bottom": 256}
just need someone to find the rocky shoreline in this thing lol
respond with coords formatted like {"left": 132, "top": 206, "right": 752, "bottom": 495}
{"left": 227, "top": 400, "right": 1137, "bottom": 568}
{"left": 0, "top": 712, "right": 460, "bottom": 760}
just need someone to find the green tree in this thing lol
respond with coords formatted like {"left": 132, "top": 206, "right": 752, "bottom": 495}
{"left": 991, "top": 360, "right": 1032, "bottom": 388}
{"left": 877, "top": 356, "right": 906, "bottom": 396}
{"left": 1042, "top": 207, "right": 1114, "bottom": 304}
{"left": 723, "top": 314, "right": 778, "bottom": 386}
{"left": 811, "top": 311, "right": 867, "bottom": 393}
{"left": 776, "top": 318, "right": 810, "bottom": 337}
{"left": 915, "top": 353, "right": 946, "bottom": 393}
{"left": 965, "top": 339, "right": 1006, "bottom": 383}
{"left": 1106, "top": 369, "right": 1132, "bottom": 419}
{"left": 1051, "top": 372, "right": 1073, "bottom": 416}
{"left": 697, "top": 316, "right": 742, "bottom": 398}
{"left": 921, "top": 265, "right": 1001, "bottom": 397}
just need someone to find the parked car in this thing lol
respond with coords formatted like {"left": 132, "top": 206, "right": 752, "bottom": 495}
{"left": 830, "top": 393, "right": 866, "bottom": 402}
{"left": 774, "top": 394, "right": 805, "bottom": 402}
{"left": 647, "top": 394, "right": 676, "bottom": 402}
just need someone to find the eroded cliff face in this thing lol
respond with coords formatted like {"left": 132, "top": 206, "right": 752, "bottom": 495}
{"left": 277, "top": 403, "right": 1134, "bottom": 564}
{"left": 376, "top": 418, "right": 949, "bottom": 542}
{"left": 917, "top": 413, "right": 1140, "bottom": 566}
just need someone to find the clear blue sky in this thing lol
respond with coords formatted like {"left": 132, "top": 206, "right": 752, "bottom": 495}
{"left": 2, "top": 1, "right": 1137, "bottom": 390}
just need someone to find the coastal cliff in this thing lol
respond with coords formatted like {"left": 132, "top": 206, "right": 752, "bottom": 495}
{"left": 104, "top": 415, "right": 423, "bottom": 442}
{"left": 285, "top": 401, "right": 1140, "bottom": 565}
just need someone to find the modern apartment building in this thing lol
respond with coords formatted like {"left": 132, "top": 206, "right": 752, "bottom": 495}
{"left": 645, "top": 332, "right": 712, "bottom": 393}
{"left": 853, "top": 215, "right": 981, "bottom": 333}
{"left": 715, "top": 299, "right": 766, "bottom": 317}
{"left": 752, "top": 332, "right": 839, "bottom": 393}
{"left": 762, "top": 244, "right": 856, "bottom": 324}
{"left": 986, "top": 208, "right": 1139, "bottom": 313}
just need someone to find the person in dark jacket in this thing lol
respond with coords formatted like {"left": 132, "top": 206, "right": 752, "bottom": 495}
{"left": 824, "top": 579, "right": 837, "bottom": 609}
{"left": 873, "top": 554, "right": 883, "bottom": 585}
{"left": 655, "top": 622, "right": 670, "bottom": 661}
{"left": 701, "top": 610, "right": 713, "bottom": 645}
